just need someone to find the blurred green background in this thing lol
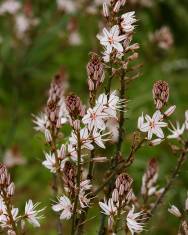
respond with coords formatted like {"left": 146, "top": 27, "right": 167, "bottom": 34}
{"left": 0, "top": 0, "right": 188, "bottom": 234}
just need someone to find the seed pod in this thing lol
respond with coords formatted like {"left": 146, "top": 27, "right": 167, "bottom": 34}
{"left": 152, "top": 80, "right": 169, "bottom": 110}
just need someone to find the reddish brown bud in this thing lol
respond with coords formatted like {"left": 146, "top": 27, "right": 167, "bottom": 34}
{"left": 87, "top": 54, "right": 104, "bottom": 91}
{"left": 141, "top": 158, "right": 158, "bottom": 196}
{"left": 115, "top": 173, "right": 133, "bottom": 201}
{"left": 46, "top": 70, "right": 68, "bottom": 128}
{"left": 0, "top": 163, "right": 9, "bottom": 186}
{"left": 152, "top": 80, "right": 169, "bottom": 110}
{"left": 63, "top": 161, "right": 76, "bottom": 196}
{"left": 65, "top": 94, "right": 85, "bottom": 119}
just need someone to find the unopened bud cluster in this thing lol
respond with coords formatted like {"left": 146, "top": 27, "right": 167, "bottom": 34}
{"left": 114, "top": 173, "right": 133, "bottom": 203}
{"left": 141, "top": 158, "right": 158, "bottom": 197}
{"left": 87, "top": 54, "right": 104, "bottom": 91}
{"left": 46, "top": 74, "right": 67, "bottom": 129}
{"left": 65, "top": 94, "right": 85, "bottom": 121}
{"left": 0, "top": 164, "right": 15, "bottom": 197}
{"left": 62, "top": 161, "right": 76, "bottom": 197}
{"left": 152, "top": 80, "right": 169, "bottom": 110}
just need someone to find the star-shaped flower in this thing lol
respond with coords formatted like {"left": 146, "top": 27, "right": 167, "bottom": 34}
{"left": 138, "top": 111, "right": 167, "bottom": 140}
{"left": 97, "top": 25, "right": 126, "bottom": 53}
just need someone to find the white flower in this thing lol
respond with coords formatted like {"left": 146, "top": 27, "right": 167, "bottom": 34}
{"left": 79, "top": 191, "right": 90, "bottom": 208}
{"left": 0, "top": 208, "right": 19, "bottom": 229}
{"left": 0, "top": 197, "right": 6, "bottom": 219}
{"left": 106, "top": 91, "right": 123, "bottom": 117}
{"left": 99, "top": 198, "right": 117, "bottom": 217}
{"left": 33, "top": 113, "right": 52, "bottom": 142}
{"left": 69, "top": 128, "right": 94, "bottom": 150}
{"left": 42, "top": 148, "right": 67, "bottom": 172}
{"left": 97, "top": 25, "right": 126, "bottom": 53}
{"left": 106, "top": 118, "right": 119, "bottom": 143}
{"left": 69, "top": 31, "right": 82, "bottom": 46}
{"left": 24, "top": 200, "right": 44, "bottom": 227}
{"left": 167, "top": 122, "right": 185, "bottom": 139}
{"left": 82, "top": 107, "right": 107, "bottom": 131}
{"left": 58, "top": 98, "right": 68, "bottom": 126}
{"left": 42, "top": 152, "right": 57, "bottom": 173}
{"left": 121, "top": 11, "right": 137, "bottom": 33}
{"left": 52, "top": 196, "right": 73, "bottom": 220}
{"left": 57, "top": 0, "right": 76, "bottom": 13}
{"left": 67, "top": 144, "right": 77, "bottom": 160}
{"left": 96, "top": 91, "right": 124, "bottom": 119}
{"left": 92, "top": 129, "right": 109, "bottom": 149}
{"left": 126, "top": 205, "right": 145, "bottom": 235}
{"left": 102, "top": 50, "right": 110, "bottom": 62}
{"left": 0, "top": 0, "right": 21, "bottom": 15}
{"left": 15, "top": 14, "right": 30, "bottom": 35}
{"left": 168, "top": 205, "right": 182, "bottom": 218}
{"left": 185, "top": 110, "right": 188, "bottom": 130}
{"left": 138, "top": 110, "right": 167, "bottom": 140}
{"left": 102, "top": 49, "right": 123, "bottom": 62}
{"left": 80, "top": 180, "right": 92, "bottom": 191}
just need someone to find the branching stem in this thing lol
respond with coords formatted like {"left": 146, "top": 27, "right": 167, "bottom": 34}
{"left": 150, "top": 150, "right": 187, "bottom": 215}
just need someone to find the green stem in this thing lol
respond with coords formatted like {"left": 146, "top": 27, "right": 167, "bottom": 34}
{"left": 2, "top": 190, "right": 18, "bottom": 235}
{"left": 71, "top": 130, "right": 82, "bottom": 235}
{"left": 76, "top": 91, "right": 96, "bottom": 235}
{"left": 105, "top": 66, "right": 113, "bottom": 99}
{"left": 98, "top": 70, "right": 126, "bottom": 235}
{"left": 150, "top": 150, "right": 187, "bottom": 215}
{"left": 115, "top": 70, "right": 126, "bottom": 165}
{"left": 50, "top": 133, "right": 64, "bottom": 235}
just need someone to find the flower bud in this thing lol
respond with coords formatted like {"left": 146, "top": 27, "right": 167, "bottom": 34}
{"left": 72, "top": 120, "right": 81, "bottom": 130}
{"left": 149, "top": 138, "right": 163, "bottom": 146}
{"left": 115, "top": 173, "right": 133, "bottom": 200}
{"left": 164, "top": 105, "right": 176, "bottom": 117}
{"left": 141, "top": 158, "right": 158, "bottom": 196}
{"left": 103, "top": 3, "right": 109, "bottom": 18}
{"left": 88, "top": 79, "right": 95, "bottom": 91}
{"left": 65, "top": 94, "right": 84, "bottom": 119}
{"left": 87, "top": 54, "right": 104, "bottom": 91}
{"left": 112, "top": 188, "right": 119, "bottom": 202}
{"left": 168, "top": 205, "right": 182, "bottom": 218}
{"left": 0, "top": 164, "right": 9, "bottom": 186}
{"left": 152, "top": 80, "right": 169, "bottom": 110}
{"left": 128, "top": 52, "right": 139, "bottom": 61}
{"left": 7, "top": 182, "right": 15, "bottom": 197}
{"left": 113, "top": 1, "right": 121, "bottom": 13}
